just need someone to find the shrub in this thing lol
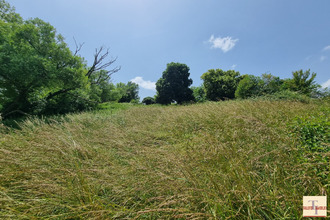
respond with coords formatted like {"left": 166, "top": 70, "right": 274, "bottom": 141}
{"left": 235, "top": 75, "right": 262, "bottom": 99}
{"left": 130, "top": 99, "right": 140, "bottom": 104}
{"left": 142, "top": 97, "right": 156, "bottom": 105}
{"left": 260, "top": 90, "right": 311, "bottom": 103}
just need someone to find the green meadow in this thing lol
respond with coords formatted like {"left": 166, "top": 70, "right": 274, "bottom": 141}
{"left": 0, "top": 99, "right": 329, "bottom": 219}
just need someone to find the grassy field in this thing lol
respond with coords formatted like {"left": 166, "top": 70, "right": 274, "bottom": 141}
{"left": 0, "top": 100, "right": 329, "bottom": 219}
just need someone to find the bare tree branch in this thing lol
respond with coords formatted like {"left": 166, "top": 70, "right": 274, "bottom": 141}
{"left": 44, "top": 46, "right": 120, "bottom": 101}
{"left": 3, "top": 110, "right": 31, "bottom": 118}
{"left": 90, "top": 66, "right": 121, "bottom": 85}
{"left": 85, "top": 47, "right": 121, "bottom": 84}
{"left": 73, "top": 37, "right": 84, "bottom": 56}
{"left": 46, "top": 88, "right": 75, "bottom": 100}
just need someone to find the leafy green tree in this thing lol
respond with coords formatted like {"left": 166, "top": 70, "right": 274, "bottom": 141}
{"left": 235, "top": 75, "right": 263, "bottom": 99}
{"left": 191, "top": 85, "right": 206, "bottom": 102}
{"left": 118, "top": 82, "right": 139, "bottom": 103}
{"left": 0, "top": 0, "right": 22, "bottom": 23}
{"left": 0, "top": 17, "right": 88, "bottom": 116}
{"left": 282, "top": 69, "right": 319, "bottom": 96}
{"left": 235, "top": 73, "right": 284, "bottom": 99}
{"left": 155, "top": 62, "right": 194, "bottom": 104}
{"left": 260, "top": 73, "right": 283, "bottom": 94}
{"left": 0, "top": 1, "right": 119, "bottom": 117}
{"left": 142, "top": 96, "right": 155, "bottom": 105}
{"left": 100, "top": 83, "right": 116, "bottom": 102}
{"left": 88, "top": 70, "right": 118, "bottom": 103}
{"left": 201, "top": 69, "right": 241, "bottom": 101}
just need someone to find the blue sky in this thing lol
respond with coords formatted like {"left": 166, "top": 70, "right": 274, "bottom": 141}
{"left": 8, "top": 0, "right": 330, "bottom": 99}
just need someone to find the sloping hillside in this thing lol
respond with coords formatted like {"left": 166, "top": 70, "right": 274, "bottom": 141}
{"left": 0, "top": 100, "right": 329, "bottom": 219}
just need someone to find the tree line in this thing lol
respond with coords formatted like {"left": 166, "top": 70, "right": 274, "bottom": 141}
{"left": 147, "top": 62, "right": 325, "bottom": 105}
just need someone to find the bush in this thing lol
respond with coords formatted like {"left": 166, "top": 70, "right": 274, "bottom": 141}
{"left": 142, "top": 97, "right": 156, "bottom": 105}
{"left": 130, "top": 99, "right": 140, "bottom": 104}
{"left": 260, "top": 90, "right": 311, "bottom": 103}
{"left": 235, "top": 75, "right": 262, "bottom": 99}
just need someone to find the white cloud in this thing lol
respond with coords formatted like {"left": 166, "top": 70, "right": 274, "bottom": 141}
{"left": 231, "top": 64, "right": 237, "bottom": 69}
{"left": 321, "top": 79, "right": 330, "bottom": 89}
{"left": 131, "top": 76, "right": 156, "bottom": 90}
{"left": 320, "top": 56, "right": 327, "bottom": 62}
{"left": 322, "top": 45, "right": 330, "bottom": 51}
{"left": 208, "top": 35, "right": 238, "bottom": 53}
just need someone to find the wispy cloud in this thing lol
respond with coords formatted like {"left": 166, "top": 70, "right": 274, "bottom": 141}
{"left": 320, "top": 56, "right": 327, "bottom": 62}
{"left": 322, "top": 45, "right": 330, "bottom": 51}
{"left": 131, "top": 76, "right": 156, "bottom": 90}
{"left": 208, "top": 35, "right": 238, "bottom": 53}
{"left": 231, "top": 64, "right": 237, "bottom": 69}
{"left": 305, "top": 55, "right": 312, "bottom": 61}
{"left": 321, "top": 79, "right": 330, "bottom": 89}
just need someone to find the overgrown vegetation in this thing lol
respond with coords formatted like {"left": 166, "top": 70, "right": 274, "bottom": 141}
{"left": 0, "top": 99, "right": 329, "bottom": 219}
{"left": 0, "top": 1, "right": 141, "bottom": 119}
{"left": 289, "top": 110, "right": 329, "bottom": 183}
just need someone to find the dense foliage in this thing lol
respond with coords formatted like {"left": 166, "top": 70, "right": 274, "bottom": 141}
{"left": 155, "top": 62, "right": 194, "bottom": 104}
{"left": 191, "top": 85, "right": 206, "bottom": 103}
{"left": 0, "top": 1, "right": 123, "bottom": 118}
{"left": 234, "top": 71, "right": 321, "bottom": 100}
{"left": 142, "top": 96, "right": 156, "bottom": 105}
{"left": 282, "top": 69, "right": 320, "bottom": 95}
{"left": 118, "top": 81, "right": 139, "bottom": 103}
{"left": 201, "top": 69, "right": 241, "bottom": 101}
{"left": 235, "top": 75, "right": 262, "bottom": 99}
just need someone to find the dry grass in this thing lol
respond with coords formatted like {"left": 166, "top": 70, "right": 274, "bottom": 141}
{"left": 0, "top": 100, "right": 329, "bottom": 219}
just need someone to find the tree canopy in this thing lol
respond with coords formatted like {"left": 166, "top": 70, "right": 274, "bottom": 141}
{"left": 118, "top": 81, "right": 139, "bottom": 103}
{"left": 235, "top": 75, "right": 262, "bottom": 99}
{"left": 282, "top": 69, "right": 319, "bottom": 95}
{"left": 142, "top": 96, "right": 155, "bottom": 105}
{"left": 235, "top": 73, "right": 284, "bottom": 99}
{"left": 201, "top": 69, "right": 241, "bottom": 101}
{"left": 0, "top": 1, "right": 120, "bottom": 117}
{"left": 191, "top": 85, "right": 206, "bottom": 103}
{"left": 155, "top": 62, "right": 194, "bottom": 104}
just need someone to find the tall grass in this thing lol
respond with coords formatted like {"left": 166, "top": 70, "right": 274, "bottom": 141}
{"left": 0, "top": 100, "right": 329, "bottom": 219}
